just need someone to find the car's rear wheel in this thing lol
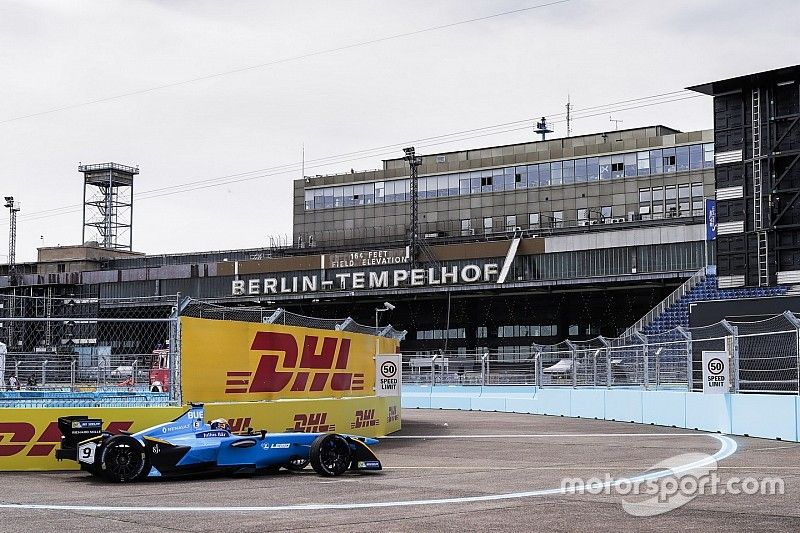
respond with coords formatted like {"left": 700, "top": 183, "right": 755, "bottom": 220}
{"left": 101, "top": 435, "right": 149, "bottom": 482}
{"left": 310, "top": 434, "right": 351, "bottom": 476}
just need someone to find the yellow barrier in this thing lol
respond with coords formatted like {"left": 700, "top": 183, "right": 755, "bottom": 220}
{"left": 0, "top": 396, "right": 400, "bottom": 471}
{"left": 180, "top": 316, "right": 398, "bottom": 402}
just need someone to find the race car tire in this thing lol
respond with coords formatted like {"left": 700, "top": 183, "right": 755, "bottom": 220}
{"left": 100, "top": 435, "right": 149, "bottom": 483}
{"left": 285, "top": 457, "right": 309, "bottom": 471}
{"left": 310, "top": 433, "right": 351, "bottom": 477}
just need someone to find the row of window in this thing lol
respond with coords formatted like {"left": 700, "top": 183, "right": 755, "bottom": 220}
{"left": 456, "top": 182, "right": 704, "bottom": 232}
{"left": 304, "top": 143, "right": 714, "bottom": 210}
{"left": 415, "top": 328, "right": 467, "bottom": 340}
{"left": 414, "top": 324, "right": 600, "bottom": 341}
{"left": 497, "top": 325, "right": 559, "bottom": 338}
{"left": 639, "top": 183, "right": 705, "bottom": 218}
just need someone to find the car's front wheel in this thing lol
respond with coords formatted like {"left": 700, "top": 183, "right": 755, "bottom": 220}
{"left": 310, "top": 434, "right": 351, "bottom": 476}
{"left": 100, "top": 435, "right": 149, "bottom": 482}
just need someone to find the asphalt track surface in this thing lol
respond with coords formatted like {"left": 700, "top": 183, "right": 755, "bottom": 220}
{"left": 1, "top": 410, "right": 799, "bottom": 532}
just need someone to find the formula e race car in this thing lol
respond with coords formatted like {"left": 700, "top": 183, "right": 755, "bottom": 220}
{"left": 55, "top": 404, "right": 382, "bottom": 482}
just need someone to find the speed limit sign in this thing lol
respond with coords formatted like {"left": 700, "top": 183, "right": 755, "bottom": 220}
{"left": 702, "top": 351, "right": 730, "bottom": 394}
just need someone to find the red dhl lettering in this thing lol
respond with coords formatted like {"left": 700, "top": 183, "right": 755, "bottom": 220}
{"left": 350, "top": 409, "right": 379, "bottom": 429}
{"left": 286, "top": 413, "right": 335, "bottom": 433}
{"left": 225, "top": 332, "right": 364, "bottom": 394}
{"left": 0, "top": 421, "right": 133, "bottom": 457}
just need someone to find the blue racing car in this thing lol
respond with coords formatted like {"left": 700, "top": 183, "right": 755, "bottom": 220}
{"left": 55, "top": 404, "right": 382, "bottom": 482}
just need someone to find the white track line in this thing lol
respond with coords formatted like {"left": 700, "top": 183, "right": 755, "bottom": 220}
{"left": 0, "top": 434, "right": 738, "bottom": 513}
{"left": 382, "top": 433, "right": 702, "bottom": 439}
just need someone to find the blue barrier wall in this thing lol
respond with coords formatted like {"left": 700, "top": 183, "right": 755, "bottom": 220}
{"left": 402, "top": 385, "right": 800, "bottom": 442}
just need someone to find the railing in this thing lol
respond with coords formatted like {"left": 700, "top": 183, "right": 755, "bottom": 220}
{"left": 402, "top": 311, "right": 800, "bottom": 394}
{"left": 622, "top": 266, "right": 707, "bottom": 337}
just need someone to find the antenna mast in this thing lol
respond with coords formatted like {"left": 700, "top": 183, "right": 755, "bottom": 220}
{"left": 566, "top": 96, "right": 572, "bottom": 137}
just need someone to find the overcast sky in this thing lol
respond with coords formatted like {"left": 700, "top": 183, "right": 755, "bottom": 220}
{"left": 1, "top": 0, "right": 798, "bottom": 263}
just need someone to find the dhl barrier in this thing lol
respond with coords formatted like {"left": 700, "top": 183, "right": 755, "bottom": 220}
{"left": 180, "top": 317, "right": 399, "bottom": 402}
{"left": 0, "top": 395, "right": 400, "bottom": 471}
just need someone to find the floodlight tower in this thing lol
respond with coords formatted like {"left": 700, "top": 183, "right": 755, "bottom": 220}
{"left": 403, "top": 147, "right": 423, "bottom": 268}
{"left": 79, "top": 163, "right": 138, "bottom": 251}
{"left": 4, "top": 196, "right": 20, "bottom": 269}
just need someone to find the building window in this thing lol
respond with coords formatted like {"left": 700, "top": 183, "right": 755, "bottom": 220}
{"left": 652, "top": 186, "right": 665, "bottom": 218}
{"left": 611, "top": 155, "right": 624, "bottom": 178}
{"left": 461, "top": 219, "right": 472, "bottom": 236}
{"left": 483, "top": 217, "right": 493, "bottom": 233}
{"left": 552, "top": 211, "right": 564, "bottom": 228}
{"left": 637, "top": 151, "right": 650, "bottom": 176}
{"left": 676, "top": 145, "right": 690, "bottom": 172}
{"left": 505, "top": 215, "right": 517, "bottom": 231}
{"left": 477, "top": 326, "right": 487, "bottom": 338}
{"left": 599, "top": 156, "right": 611, "bottom": 180}
{"left": 57, "top": 263, "right": 66, "bottom": 273}
{"left": 600, "top": 206, "right": 611, "bottom": 221}
{"left": 679, "top": 184, "right": 690, "bottom": 215}
{"left": 666, "top": 186, "right": 677, "bottom": 217}
{"left": 703, "top": 143, "right": 714, "bottom": 168}
{"left": 529, "top": 213, "right": 540, "bottom": 229}
{"left": 692, "top": 182, "right": 704, "bottom": 214}
{"left": 662, "top": 148, "right": 676, "bottom": 172}
{"left": 577, "top": 208, "right": 588, "bottom": 221}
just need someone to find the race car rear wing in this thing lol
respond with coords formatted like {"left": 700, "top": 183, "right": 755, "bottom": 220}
{"left": 55, "top": 416, "right": 103, "bottom": 461}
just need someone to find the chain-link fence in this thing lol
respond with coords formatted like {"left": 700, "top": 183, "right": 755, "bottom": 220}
{"left": 402, "top": 311, "right": 800, "bottom": 394}
{"left": 180, "top": 299, "right": 406, "bottom": 339}
{"left": 0, "top": 294, "right": 180, "bottom": 403}
{"left": 0, "top": 295, "right": 406, "bottom": 404}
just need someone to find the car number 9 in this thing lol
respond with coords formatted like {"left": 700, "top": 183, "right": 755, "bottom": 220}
{"left": 78, "top": 442, "right": 97, "bottom": 464}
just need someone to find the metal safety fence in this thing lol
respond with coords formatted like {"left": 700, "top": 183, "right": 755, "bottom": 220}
{"left": 0, "top": 294, "right": 181, "bottom": 404}
{"left": 180, "top": 299, "right": 406, "bottom": 339}
{"left": 402, "top": 311, "right": 800, "bottom": 394}
{"left": 0, "top": 294, "right": 406, "bottom": 405}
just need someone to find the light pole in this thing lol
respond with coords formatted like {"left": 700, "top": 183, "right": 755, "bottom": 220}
{"left": 4, "top": 196, "right": 20, "bottom": 284}
{"left": 375, "top": 302, "right": 395, "bottom": 356}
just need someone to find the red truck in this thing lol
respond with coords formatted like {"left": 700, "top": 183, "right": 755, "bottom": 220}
{"left": 148, "top": 348, "right": 169, "bottom": 392}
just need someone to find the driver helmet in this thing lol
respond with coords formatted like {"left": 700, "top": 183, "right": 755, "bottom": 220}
{"left": 209, "top": 418, "right": 231, "bottom": 431}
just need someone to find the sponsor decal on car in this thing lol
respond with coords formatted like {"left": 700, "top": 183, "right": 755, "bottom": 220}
{"left": 161, "top": 423, "right": 192, "bottom": 434}
{"left": 195, "top": 431, "right": 230, "bottom": 438}
{"left": 71, "top": 420, "right": 101, "bottom": 430}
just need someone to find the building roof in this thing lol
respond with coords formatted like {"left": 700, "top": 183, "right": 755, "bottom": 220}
{"left": 687, "top": 64, "right": 800, "bottom": 96}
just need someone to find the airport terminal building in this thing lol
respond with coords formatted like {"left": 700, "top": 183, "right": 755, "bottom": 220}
{"left": 1, "top": 125, "right": 716, "bottom": 354}
{"left": 2, "top": 64, "right": 798, "bottom": 357}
